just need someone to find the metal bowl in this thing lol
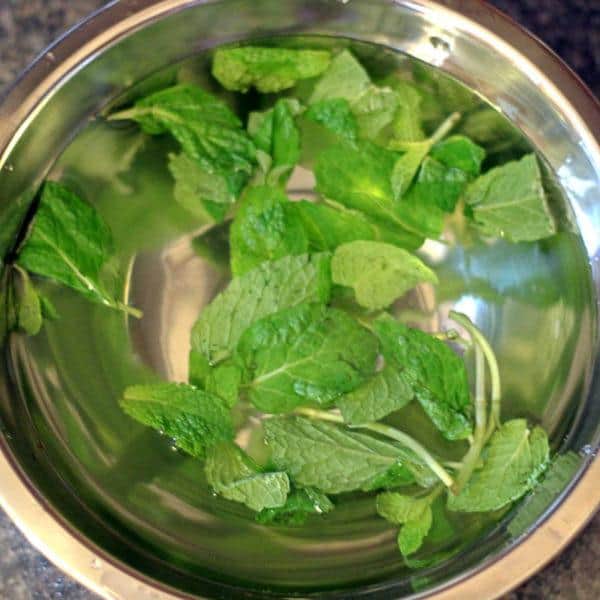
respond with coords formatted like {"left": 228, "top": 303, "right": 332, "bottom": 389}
{"left": 1, "top": 1, "right": 599, "bottom": 598}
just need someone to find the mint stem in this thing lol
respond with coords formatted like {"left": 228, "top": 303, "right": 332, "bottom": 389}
{"left": 294, "top": 407, "right": 455, "bottom": 488}
{"left": 429, "top": 112, "right": 461, "bottom": 146}
{"left": 449, "top": 311, "right": 501, "bottom": 435}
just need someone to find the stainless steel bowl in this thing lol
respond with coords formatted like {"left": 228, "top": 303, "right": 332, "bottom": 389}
{"left": 1, "top": 1, "right": 599, "bottom": 598}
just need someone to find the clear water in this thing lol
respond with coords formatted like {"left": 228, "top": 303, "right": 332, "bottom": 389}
{"left": 6, "top": 39, "right": 596, "bottom": 593}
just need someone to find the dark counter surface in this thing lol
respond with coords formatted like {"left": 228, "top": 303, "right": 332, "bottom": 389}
{"left": 1, "top": 1, "right": 599, "bottom": 598}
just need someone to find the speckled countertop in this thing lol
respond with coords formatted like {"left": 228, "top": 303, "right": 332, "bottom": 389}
{"left": 1, "top": 1, "right": 599, "bottom": 599}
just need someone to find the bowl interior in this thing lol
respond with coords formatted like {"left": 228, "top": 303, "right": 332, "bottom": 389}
{"left": 0, "top": 1, "right": 598, "bottom": 598}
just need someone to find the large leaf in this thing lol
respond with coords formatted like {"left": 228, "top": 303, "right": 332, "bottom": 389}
{"left": 205, "top": 442, "right": 290, "bottom": 511}
{"left": 331, "top": 240, "right": 438, "bottom": 310}
{"left": 448, "top": 419, "right": 550, "bottom": 512}
{"left": 237, "top": 303, "right": 379, "bottom": 412}
{"left": 374, "top": 317, "right": 473, "bottom": 440}
{"left": 212, "top": 46, "right": 331, "bottom": 93}
{"left": 17, "top": 182, "right": 138, "bottom": 315}
{"left": 189, "top": 252, "right": 331, "bottom": 368}
{"left": 265, "top": 416, "right": 426, "bottom": 494}
{"left": 120, "top": 383, "right": 234, "bottom": 459}
{"left": 229, "top": 185, "right": 308, "bottom": 276}
{"left": 464, "top": 154, "right": 556, "bottom": 242}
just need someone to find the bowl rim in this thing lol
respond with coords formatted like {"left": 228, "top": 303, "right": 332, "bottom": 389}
{"left": 0, "top": 1, "right": 599, "bottom": 599}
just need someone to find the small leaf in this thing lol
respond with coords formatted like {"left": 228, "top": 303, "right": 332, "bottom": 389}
{"left": 237, "top": 303, "right": 379, "bottom": 413}
{"left": 331, "top": 240, "right": 438, "bottom": 310}
{"left": 229, "top": 185, "right": 308, "bottom": 276}
{"left": 430, "top": 135, "right": 486, "bottom": 177}
{"left": 205, "top": 441, "right": 290, "bottom": 511}
{"left": 464, "top": 154, "right": 556, "bottom": 242}
{"left": 448, "top": 420, "right": 550, "bottom": 512}
{"left": 390, "top": 141, "right": 431, "bottom": 200}
{"left": 13, "top": 267, "right": 43, "bottom": 336}
{"left": 376, "top": 492, "right": 431, "bottom": 524}
{"left": 204, "top": 361, "right": 243, "bottom": 408}
{"left": 351, "top": 85, "right": 400, "bottom": 141}
{"left": 398, "top": 506, "right": 433, "bottom": 556}
{"left": 120, "top": 383, "right": 234, "bottom": 458}
{"left": 212, "top": 46, "right": 331, "bottom": 93}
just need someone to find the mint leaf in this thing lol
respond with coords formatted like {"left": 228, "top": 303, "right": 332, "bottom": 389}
{"left": 212, "top": 46, "right": 331, "bottom": 93}
{"left": 361, "top": 461, "right": 420, "bottom": 491}
{"left": 374, "top": 317, "right": 472, "bottom": 440}
{"left": 265, "top": 416, "right": 422, "bottom": 493}
{"left": 109, "top": 84, "right": 256, "bottom": 180}
{"left": 256, "top": 487, "right": 334, "bottom": 526}
{"left": 294, "top": 201, "right": 421, "bottom": 252}
{"left": 309, "top": 50, "right": 371, "bottom": 104}
{"left": 304, "top": 99, "right": 358, "bottom": 142}
{"left": 229, "top": 185, "right": 308, "bottom": 276}
{"left": 390, "top": 141, "right": 431, "bottom": 200}
{"left": 190, "top": 252, "right": 331, "bottom": 367}
{"left": 376, "top": 491, "right": 434, "bottom": 557}
{"left": 17, "top": 182, "right": 138, "bottom": 316}
{"left": 238, "top": 303, "right": 379, "bottom": 413}
{"left": 331, "top": 240, "right": 438, "bottom": 310}
{"left": 205, "top": 442, "right": 290, "bottom": 511}
{"left": 430, "top": 135, "right": 486, "bottom": 177}
{"left": 120, "top": 383, "right": 234, "bottom": 459}
{"left": 248, "top": 99, "right": 303, "bottom": 186}
{"left": 352, "top": 85, "right": 400, "bottom": 141}
{"left": 412, "top": 157, "right": 469, "bottom": 213}
{"left": 314, "top": 140, "right": 424, "bottom": 247}
{"left": 204, "top": 361, "right": 242, "bottom": 408}
{"left": 385, "top": 78, "right": 425, "bottom": 144}
{"left": 13, "top": 267, "right": 43, "bottom": 336}
{"left": 168, "top": 153, "right": 238, "bottom": 222}
{"left": 448, "top": 420, "right": 550, "bottom": 513}
{"left": 464, "top": 154, "right": 556, "bottom": 242}
{"left": 398, "top": 506, "right": 433, "bottom": 556}
{"left": 337, "top": 363, "right": 414, "bottom": 425}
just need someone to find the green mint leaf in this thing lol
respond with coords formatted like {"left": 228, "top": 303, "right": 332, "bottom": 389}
{"left": 508, "top": 451, "right": 580, "bottom": 537}
{"left": 229, "top": 185, "right": 308, "bottom": 276}
{"left": 331, "top": 240, "right": 438, "bottom": 310}
{"left": 390, "top": 141, "right": 431, "bottom": 200}
{"left": 412, "top": 157, "right": 469, "bottom": 213}
{"left": 120, "top": 383, "right": 234, "bottom": 459}
{"left": 384, "top": 78, "right": 426, "bottom": 144}
{"left": 168, "top": 153, "right": 237, "bottom": 223}
{"left": 204, "top": 361, "right": 243, "bottom": 408}
{"left": 238, "top": 303, "right": 379, "bottom": 413}
{"left": 256, "top": 487, "right": 334, "bottom": 526}
{"left": 110, "top": 84, "right": 256, "bottom": 178}
{"left": 449, "top": 420, "right": 550, "bottom": 513}
{"left": 265, "top": 416, "right": 421, "bottom": 494}
{"left": 430, "top": 135, "right": 486, "bottom": 177}
{"left": 17, "top": 182, "right": 138, "bottom": 316}
{"left": 376, "top": 491, "right": 434, "bottom": 557}
{"left": 337, "top": 363, "right": 414, "bottom": 425}
{"left": 464, "top": 154, "right": 556, "bottom": 242}
{"left": 352, "top": 85, "right": 400, "bottom": 141}
{"left": 248, "top": 99, "right": 303, "bottom": 186}
{"left": 212, "top": 46, "right": 331, "bottom": 93}
{"left": 205, "top": 442, "right": 290, "bottom": 511}
{"left": 398, "top": 506, "right": 433, "bottom": 556}
{"left": 361, "top": 461, "right": 418, "bottom": 491}
{"left": 374, "top": 317, "right": 473, "bottom": 440}
{"left": 314, "top": 140, "right": 424, "bottom": 247}
{"left": 309, "top": 50, "right": 371, "bottom": 104}
{"left": 190, "top": 252, "right": 331, "bottom": 366}
{"left": 304, "top": 99, "right": 358, "bottom": 142}
{"left": 294, "top": 201, "right": 420, "bottom": 252}
{"left": 13, "top": 267, "right": 43, "bottom": 336}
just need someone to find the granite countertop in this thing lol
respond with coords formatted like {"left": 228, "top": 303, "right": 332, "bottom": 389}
{"left": 1, "top": 1, "right": 599, "bottom": 599}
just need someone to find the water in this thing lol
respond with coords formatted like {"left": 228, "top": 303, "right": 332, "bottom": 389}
{"left": 5, "top": 39, "right": 596, "bottom": 595}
